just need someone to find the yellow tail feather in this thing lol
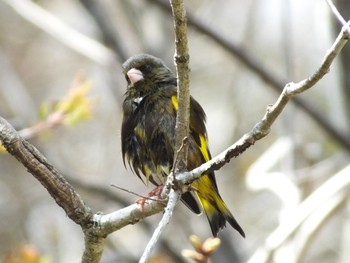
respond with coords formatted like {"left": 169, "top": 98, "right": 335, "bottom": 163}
{"left": 193, "top": 175, "right": 245, "bottom": 237}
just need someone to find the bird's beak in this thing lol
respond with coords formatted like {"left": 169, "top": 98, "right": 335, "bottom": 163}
{"left": 127, "top": 68, "right": 144, "bottom": 85}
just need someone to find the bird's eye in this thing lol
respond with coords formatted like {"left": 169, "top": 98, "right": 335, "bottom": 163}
{"left": 139, "top": 64, "right": 152, "bottom": 75}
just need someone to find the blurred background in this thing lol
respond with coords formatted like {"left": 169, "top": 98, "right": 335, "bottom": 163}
{"left": 0, "top": 0, "right": 349, "bottom": 262}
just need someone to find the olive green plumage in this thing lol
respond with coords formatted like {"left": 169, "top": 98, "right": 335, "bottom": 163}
{"left": 121, "top": 54, "right": 244, "bottom": 237}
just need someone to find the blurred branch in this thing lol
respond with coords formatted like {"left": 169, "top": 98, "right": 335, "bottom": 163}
{"left": 247, "top": 164, "right": 350, "bottom": 263}
{"left": 329, "top": 0, "right": 350, "bottom": 126}
{"left": 79, "top": 0, "right": 129, "bottom": 62}
{"left": 2, "top": 0, "right": 117, "bottom": 66}
{"left": 0, "top": 50, "right": 37, "bottom": 121}
{"left": 68, "top": 178, "right": 130, "bottom": 206}
{"left": 150, "top": 0, "right": 350, "bottom": 153}
{"left": 339, "top": 200, "right": 350, "bottom": 262}
{"left": 294, "top": 193, "right": 346, "bottom": 263}
{"left": 246, "top": 137, "right": 300, "bottom": 207}
{"left": 18, "top": 111, "right": 65, "bottom": 140}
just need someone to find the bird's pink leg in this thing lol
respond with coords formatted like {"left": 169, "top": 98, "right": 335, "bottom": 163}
{"left": 136, "top": 185, "right": 164, "bottom": 213}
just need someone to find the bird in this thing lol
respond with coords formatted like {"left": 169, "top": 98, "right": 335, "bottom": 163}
{"left": 121, "top": 53, "right": 245, "bottom": 237}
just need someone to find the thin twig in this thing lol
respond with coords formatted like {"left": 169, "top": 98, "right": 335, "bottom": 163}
{"left": 330, "top": 0, "right": 350, "bottom": 125}
{"left": 139, "top": 189, "right": 181, "bottom": 263}
{"left": 18, "top": 112, "right": 64, "bottom": 139}
{"left": 326, "top": 0, "right": 348, "bottom": 27}
{"left": 110, "top": 184, "right": 159, "bottom": 201}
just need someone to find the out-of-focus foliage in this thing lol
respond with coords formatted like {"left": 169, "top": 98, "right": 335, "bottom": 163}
{"left": 0, "top": 0, "right": 349, "bottom": 263}
{"left": 4, "top": 244, "right": 51, "bottom": 263}
{"left": 39, "top": 74, "right": 93, "bottom": 126}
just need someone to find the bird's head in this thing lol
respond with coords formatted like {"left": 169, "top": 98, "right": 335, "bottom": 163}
{"left": 122, "top": 54, "right": 176, "bottom": 93}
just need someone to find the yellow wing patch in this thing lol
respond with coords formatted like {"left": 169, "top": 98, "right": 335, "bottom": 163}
{"left": 171, "top": 95, "right": 178, "bottom": 111}
{"left": 199, "top": 135, "right": 210, "bottom": 161}
{"left": 134, "top": 126, "right": 145, "bottom": 141}
{"left": 143, "top": 164, "right": 152, "bottom": 185}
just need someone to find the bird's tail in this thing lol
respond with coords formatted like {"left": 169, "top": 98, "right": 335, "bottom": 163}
{"left": 193, "top": 177, "right": 245, "bottom": 237}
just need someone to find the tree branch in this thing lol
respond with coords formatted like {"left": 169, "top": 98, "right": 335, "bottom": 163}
{"left": 139, "top": 189, "right": 180, "bottom": 263}
{"left": 170, "top": 0, "right": 191, "bottom": 173}
{"left": 1, "top": 3, "right": 349, "bottom": 262}
{"left": 93, "top": 198, "right": 166, "bottom": 237}
{"left": 137, "top": 0, "right": 192, "bottom": 260}
{"left": 81, "top": 233, "right": 105, "bottom": 263}
{"left": 326, "top": 0, "right": 348, "bottom": 26}
{"left": 149, "top": 0, "right": 350, "bottom": 153}
{"left": 67, "top": 176, "right": 187, "bottom": 262}
{"left": 176, "top": 20, "right": 350, "bottom": 184}
{"left": 0, "top": 114, "right": 168, "bottom": 262}
{"left": 0, "top": 116, "right": 92, "bottom": 226}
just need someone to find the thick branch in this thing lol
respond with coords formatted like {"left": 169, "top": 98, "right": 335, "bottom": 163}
{"left": 0, "top": 114, "right": 168, "bottom": 262}
{"left": 82, "top": 234, "right": 105, "bottom": 263}
{"left": 0, "top": 116, "right": 92, "bottom": 226}
{"left": 94, "top": 198, "right": 166, "bottom": 237}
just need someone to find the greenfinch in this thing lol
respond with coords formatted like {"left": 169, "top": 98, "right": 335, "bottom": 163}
{"left": 121, "top": 54, "right": 244, "bottom": 237}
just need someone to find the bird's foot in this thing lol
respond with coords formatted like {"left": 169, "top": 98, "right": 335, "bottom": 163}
{"left": 136, "top": 185, "right": 164, "bottom": 213}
